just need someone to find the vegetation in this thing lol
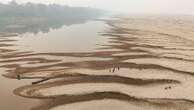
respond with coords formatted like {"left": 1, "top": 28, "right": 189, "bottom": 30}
{"left": 0, "top": 1, "right": 105, "bottom": 34}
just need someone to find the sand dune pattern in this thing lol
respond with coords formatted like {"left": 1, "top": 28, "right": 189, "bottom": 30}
{"left": 1, "top": 15, "right": 194, "bottom": 110}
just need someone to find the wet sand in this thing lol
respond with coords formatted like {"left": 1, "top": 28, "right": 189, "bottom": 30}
{"left": 1, "top": 15, "right": 194, "bottom": 110}
{"left": 0, "top": 69, "right": 40, "bottom": 110}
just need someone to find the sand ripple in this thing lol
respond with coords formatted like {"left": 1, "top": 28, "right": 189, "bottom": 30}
{"left": 1, "top": 15, "right": 194, "bottom": 110}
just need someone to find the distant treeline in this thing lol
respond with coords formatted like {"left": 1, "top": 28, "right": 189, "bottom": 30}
{"left": 0, "top": 1, "right": 106, "bottom": 34}
{"left": 0, "top": 1, "right": 104, "bottom": 19}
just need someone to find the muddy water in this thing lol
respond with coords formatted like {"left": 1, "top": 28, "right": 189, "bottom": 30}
{"left": 1, "top": 15, "right": 194, "bottom": 110}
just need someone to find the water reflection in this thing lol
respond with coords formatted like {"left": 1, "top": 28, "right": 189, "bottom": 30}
{"left": 14, "top": 21, "right": 109, "bottom": 53}
{"left": 1, "top": 14, "right": 194, "bottom": 110}
{"left": 0, "top": 1, "right": 105, "bottom": 34}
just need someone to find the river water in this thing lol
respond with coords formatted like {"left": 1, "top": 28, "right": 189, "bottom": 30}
{"left": 1, "top": 14, "right": 194, "bottom": 110}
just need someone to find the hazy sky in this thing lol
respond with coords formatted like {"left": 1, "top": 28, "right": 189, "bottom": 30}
{"left": 1, "top": 0, "right": 194, "bottom": 15}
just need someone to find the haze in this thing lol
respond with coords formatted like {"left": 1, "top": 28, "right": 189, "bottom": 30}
{"left": 1, "top": 0, "right": 194, "bottom": 15}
